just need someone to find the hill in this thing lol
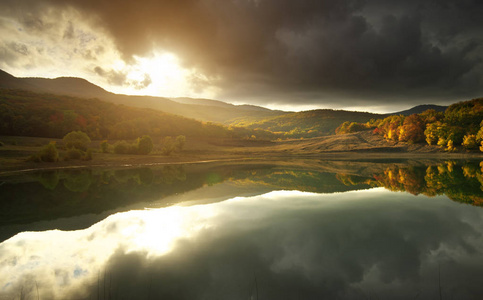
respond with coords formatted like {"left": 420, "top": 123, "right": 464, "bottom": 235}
{"left": 0, "top": 69, "right": 457, "bottom": 139}
{"left": 230, "top": 109, "right": 384, "bottom": 138}
{"left": 391, "top": 104, "right": 447, "bottom": 116}
{"left": 0, "top": 89, "right": 279, "bottom": 140}
{"left": 0, "top": 69, "right": 285, "bottom": 124}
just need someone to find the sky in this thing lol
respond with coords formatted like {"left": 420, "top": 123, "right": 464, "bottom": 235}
{"left": 0, "top": 0, "right": 482, "bottom": 112}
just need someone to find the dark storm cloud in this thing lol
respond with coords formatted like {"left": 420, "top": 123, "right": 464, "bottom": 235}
{"left": 1, "top": 0, "right": 482, "bottom": 108}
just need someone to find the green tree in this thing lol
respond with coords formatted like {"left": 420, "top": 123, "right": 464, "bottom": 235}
{"left": 37, "top": 141, "right": 59, "bottom": 162}
{"left": 137, "top": 135, "right": 154, "bottom": 155}
{"left": 175, "top": 135, "right": 186, "bottom": 151}
{"left": 161, "top": 136, "right": 175, "bottom": 155}
{"left": 113, "top": 141, "right": 130, "bottom": 154}
{"left": 63, "top": 131, "right": 91, "bottom": 151}
{"left": 100, "top": 140, "right": 109, "bottom": 153}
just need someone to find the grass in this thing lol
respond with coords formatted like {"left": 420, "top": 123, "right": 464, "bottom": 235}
{"left": 1, "top": 132, "right": 482, "bottom": 174}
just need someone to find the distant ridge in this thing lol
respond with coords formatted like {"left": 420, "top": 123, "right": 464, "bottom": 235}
{"left": 390, "top": 104, "right": 447, "bottom": 116}
{"left": 0, "top": 69, "right": 456, "bottom": 137}
{"left": 0, "top": 69, "right": 285, "bottom": 124}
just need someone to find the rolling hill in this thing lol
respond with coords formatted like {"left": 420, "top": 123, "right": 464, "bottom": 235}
{"left": 230, "top": 109, "right": 384, "bottom": 138}
{"left": 0, "top": 69, "right": 286, "bottom": 124}
{"left": 0, "top": 69, "right": 454, "bottom": 138}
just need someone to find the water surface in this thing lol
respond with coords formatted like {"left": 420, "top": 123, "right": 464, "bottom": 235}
{"left": 1, "top": 159, "right": 483, "bottom": 299}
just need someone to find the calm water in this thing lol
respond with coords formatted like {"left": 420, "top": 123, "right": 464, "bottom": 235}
{"left": 1, "top": 159, "right": 483, "bottom": 299}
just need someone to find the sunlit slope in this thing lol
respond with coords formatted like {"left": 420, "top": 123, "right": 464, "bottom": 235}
{"left": 230, "top": 109, "right": 383, "bottom": 138}
{"left": 0, "top": 69, "right": 286, "bottom": 124}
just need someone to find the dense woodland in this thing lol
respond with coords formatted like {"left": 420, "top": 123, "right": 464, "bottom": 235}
{"left": 336, "top": 98, "right": 483, "bottom": 151}
{"left": 0, "top": 89, "right": 277, "bottom": 141}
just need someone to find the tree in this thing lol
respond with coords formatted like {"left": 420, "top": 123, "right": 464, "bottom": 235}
{"left": 137, "top": 135, "right": 154, "bottom": 155}
{"left": 161, "top": 136, "right": 175, "bottom": 155}
{"left": 175, "top": 135, "right": 186, "bottom": 151}
{"left": 398, "top": 114, "right": 425, "bottom": 143}
{"left": 100, "top": 140, "right": 109, "bottom": 153}
{"left": 63, "top": 131, "right": 91, "bottom": 151}
{"left": 462, "top": 134, "right": 478, "bottom": 150}
{"left": 35, "top": 141, "right": 59, "bottom": 162}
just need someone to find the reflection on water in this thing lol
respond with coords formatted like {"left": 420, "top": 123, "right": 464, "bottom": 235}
{"left": 1, "top": 160, "right": 483, "bottom": 299}
{"left": 337, "top": 160, "right": 483, "bottom": 206}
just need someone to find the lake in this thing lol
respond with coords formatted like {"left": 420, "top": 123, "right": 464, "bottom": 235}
{"left": 1, "top": 159, "right": 483, "bottom": 299}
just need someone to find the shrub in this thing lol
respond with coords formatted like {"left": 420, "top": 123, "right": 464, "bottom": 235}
{"left": 137, "top": 135, "right": 154, "bottom": 155}
{"left": 113, "top": 141, "right": 130, "bottom": 154}
{"left": 161, "top": 136, "right": 175, "bottom": 155}
{"left": 65, "top": 148, "right": 84, "bottom": 160}
{"left": 100, "top": 140, "right": 109, "bottom": 153}
{"left": 175, "top": 135, "right": 186, "bottom": 151}
{"left": 34, "top": 141, "right": 59, "bottom": 162}
{"left": 113, "top": 141, "right": 137, "bottom": 154}
{"left": 83, "top": 149, "right": 93, "bottom": 161}
{"left": 63, "top": 131, "right": 91, "bottom": 151}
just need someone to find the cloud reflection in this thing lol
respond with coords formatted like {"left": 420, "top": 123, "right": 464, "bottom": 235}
{"left": 1, "top": 189, "right": 483, "bottom": 299}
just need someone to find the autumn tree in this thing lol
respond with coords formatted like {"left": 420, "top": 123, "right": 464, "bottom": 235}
{"left": 462, "top": 134, "right": 478, "bottom": 150}
{"left": 398, "top": 114, "right": 425, "bottom": 143}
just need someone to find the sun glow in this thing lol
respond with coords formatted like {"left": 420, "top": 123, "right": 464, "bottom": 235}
{"left": 109, "top": 51, "right": 218, "bottom": 99}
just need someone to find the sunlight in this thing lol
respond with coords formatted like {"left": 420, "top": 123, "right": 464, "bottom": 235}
{"left": 130, "top": 53, "right": 185, "bottom": 88}
{"left": 119, "top": 51, "right": 217, "bottom": 99}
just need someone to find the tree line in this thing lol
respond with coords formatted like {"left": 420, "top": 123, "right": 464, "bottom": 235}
{"left": 336, "top": 97, "right": 483, "bottom": 152}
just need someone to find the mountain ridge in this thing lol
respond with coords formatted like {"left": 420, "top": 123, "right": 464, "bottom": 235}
{"left": 0, "top": 69, "right": 452, "bottom": 137}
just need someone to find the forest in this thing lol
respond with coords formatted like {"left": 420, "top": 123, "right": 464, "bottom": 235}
{"left": 0, "top": 89, "right": 278, "bottom": 141}
{"left": 336, "top": 98, "right": 483, "bottom": 152}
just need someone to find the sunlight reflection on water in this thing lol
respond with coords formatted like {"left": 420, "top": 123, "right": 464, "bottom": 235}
{"left": 2, "top": 188, "right": 483, "bottom": 299}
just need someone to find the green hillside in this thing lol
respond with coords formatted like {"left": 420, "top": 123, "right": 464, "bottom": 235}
{"left": 0, "top": 89, "right": 276, "bottom": 140}
{"left": 230, "top": 109, "right": 383, "bottom": 138}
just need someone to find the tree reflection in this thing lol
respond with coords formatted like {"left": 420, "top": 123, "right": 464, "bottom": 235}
{"left": 337, "top": 161, "right": 483, "bottom": 206}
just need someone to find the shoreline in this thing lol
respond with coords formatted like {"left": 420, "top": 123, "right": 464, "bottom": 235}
{"left": 1, "top": 132, "right": 483, "bottom": 176}
{"left": 1, "top": 150, "right": 482, "bottom": 176}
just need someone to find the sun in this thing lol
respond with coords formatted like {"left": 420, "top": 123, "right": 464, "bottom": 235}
{"left": 100, "top": 50, "right": 218, "bottom": 99}
{"left": 127, "top": 52, "right": 189, "bottom": 96}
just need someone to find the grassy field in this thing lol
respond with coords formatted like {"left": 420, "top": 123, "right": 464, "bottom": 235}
{"left": 1, "top": 132, "right": 482, "bottom": 174}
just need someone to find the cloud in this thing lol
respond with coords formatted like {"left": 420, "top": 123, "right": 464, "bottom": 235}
{"left": 2, "top": 190, "right": 483, "bottom": 299}
{"left": 94, "top": 66, "right": 127, "bottom": 86}
{"left": 94, "top": 66, "right": 152, "bottom": 89}
{"left": 0, "top": 0, "right": 482, "bottom": 110}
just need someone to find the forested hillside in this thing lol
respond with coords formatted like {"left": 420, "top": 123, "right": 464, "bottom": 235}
{"left": 336, "top": 97, "right": 483, "bottom": 152}
{"left": 0, "top": 69, "right": 285, "bottom": 124}
{"left": 231, "top": 109, "right": 383, "bottom": 138}
{"left": 0, "top": 89, "right": 277, "bottom": 140}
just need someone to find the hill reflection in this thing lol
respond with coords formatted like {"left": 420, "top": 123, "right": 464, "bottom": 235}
{"left": 1, "top": 160, "right": 483, "bottom": 241}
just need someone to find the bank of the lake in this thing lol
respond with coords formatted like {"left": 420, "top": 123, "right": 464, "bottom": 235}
{"left": 1, "top": 131, "right": 483, "bottom": 174}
